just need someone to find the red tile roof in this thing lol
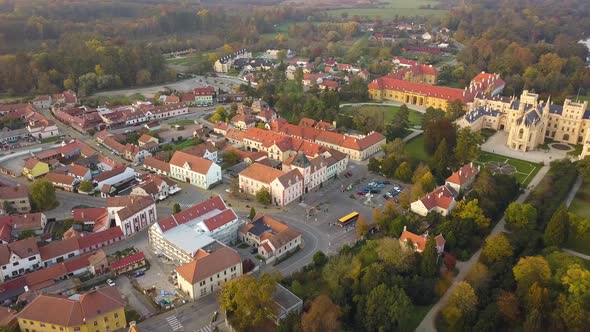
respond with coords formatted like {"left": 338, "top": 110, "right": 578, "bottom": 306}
{"left": 45, "top": 173, "right": 76, "bottom": 186}
{"left": 110, "top": 251, "right": 145, "bottom": 271}
{"left": 0, "top": 185, "right": 28, "bottom": 200}
{"left": 239, "top": 162, "right": 284, "bottom": 184}
{"left": 175, "top": 246, "right": 240, "bottom": 284}
{"left": 76, "top": 227, "right": 124, "bottom": 251}
{"left": 400, "top": 230, "right": 427, "bottom": 251}
{"left": 39, "top": 238, "right": 80, "bottom": 261}
{"left": 169, "top": 151, "right": 214, "bottom": 175}
{"left": 368, "top": 75, "right": 466, "bottom": 102}
{"left": 446, "top": 162, "right": 479, "bottom": 186}
{"left": 418, "top": 186, "right": 457, "bottom": 210}
{"left": 157, "top": 195, "right": 226, "bottom": 232}
{"left": 0, "top": 213, "right": 44, "bottom": 231}
{"left": 203, "top": 209, "right": 238, "bottom": 232}
{"left": 143, "top": 156, "right": 170, "bottom": 173}
{"left": 68, "top": 164, "right": 90, "bottom": 178}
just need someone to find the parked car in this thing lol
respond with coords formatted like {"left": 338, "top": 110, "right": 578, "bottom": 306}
{"left": 106, "top": 279, "right": 115, "bottom": 287}
{"left": 382, "top": 180, "right": 391, "bottom": 185}
{"left": 376, "top": 183, "right": 385, "bottom": 188}
{"left": 250, "top": 247, "right": 257, "bottom": 254}
{"left": 357, "top": 191, "right": 366, "bottom": 195}
{"left": 370, "top": 189, "right": 381, "bottom": 194}
{"left": 133, "top": 270, "right": 145, "bottom": 277}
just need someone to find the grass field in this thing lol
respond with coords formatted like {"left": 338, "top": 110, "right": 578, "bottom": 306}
{"left": 169, "top": 119, "right": 196, "bottom": 126}
{"left": 166, "top": 54, "right": 207, "bottom": 66}
{"left": 566, "top": 181, "right": 590, "bottom": 255}
{"left": 473, "top": 152, "right": 541, "bottom": 186}
{"left": 405, "top": 135, "right": 430, "bottom": 161}
{"left": 341, "top": 105, "right": 424, "bottom": 127}
{"left": 326, "top": 0, "right": 446, "bottom": 18}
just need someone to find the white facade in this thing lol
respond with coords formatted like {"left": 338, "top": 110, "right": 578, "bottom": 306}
{"left": 177, "top": 258, "right": 242, "bottom": 300}
{"left": 170, "top": 162, "right": 221, "bottom": 190}
{"left": 114, "top": 203, "right": 157, "bottom": 238}
{"left": 95, "top": 167, "right": 136, "bottom": 192}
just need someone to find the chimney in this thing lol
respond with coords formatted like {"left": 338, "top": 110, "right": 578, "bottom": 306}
{"left": 403, "top": 225, "right": 407, "bottom": 232}
{"left": 438, "top": 192, "right": 443, "bottom": 198}
{"left": 459, "top": 169, "right": 462, "bottom": 176}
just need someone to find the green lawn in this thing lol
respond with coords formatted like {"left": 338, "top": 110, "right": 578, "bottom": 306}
{"left": 473, "top": 152, "right": 541, "bottom": 186}
{"left": 169, "top": 119, "right": 195, "bottom": 126}
{"left": 341, "top": 105, "right": 423, "bottom": 127}
{"left": 405, "top": 135, "right": 430, "bottom": 161}
{"left": 326, "top": 0, "right": 446, "bottom": 18}
{"left": 165, "top": 53, "right": 211, "bottom": 67}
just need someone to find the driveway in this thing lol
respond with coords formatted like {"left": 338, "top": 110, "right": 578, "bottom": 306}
{"left": 116, "top": 275, "right": 157, "bottom": 318}
{"left": 482, "top": 131, "right": 572, "bottom": 163}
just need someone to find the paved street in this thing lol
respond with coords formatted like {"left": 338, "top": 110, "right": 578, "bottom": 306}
{"left": 138, "top": 294, "right": 220, "bottom": 332}
{"left": 416, "top": 164, "right": 550, "bottom": 332}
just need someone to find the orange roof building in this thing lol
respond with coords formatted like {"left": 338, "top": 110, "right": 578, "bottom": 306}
{"left": 410, "top": 185, "right": 458, "bottom": 217}
{"left": 399, "top": 227, "right": 446, "bottom": 254}
{"left": 445, "top": 162, "right": 480, "bottom": 192}
{"left": 169, "top": 151, "right": 221, "bottom": 189}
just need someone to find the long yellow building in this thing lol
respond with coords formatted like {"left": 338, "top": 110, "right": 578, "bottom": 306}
{"left": 17, "top": 287, "right": 127, "bottom": 332}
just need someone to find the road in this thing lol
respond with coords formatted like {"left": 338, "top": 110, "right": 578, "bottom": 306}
{"left": 138, "top": 293, "right": 220, "bottom": 332}
{"left": 416, "top": 164, "right": 550, "bottom": 332}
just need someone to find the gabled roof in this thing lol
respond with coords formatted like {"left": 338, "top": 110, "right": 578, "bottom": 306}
{"left": 446, "top": 163, "right": 479, "bottom": 186}
{"left": 157, "top": 195, "right": 226, "bottom": 232}
{"left": 110, "top": 251, "right": 145, "bottom": 271}
{"left": 39, "top": 238, "right": 80, "bottom": 261}
{"left": 94, "top": 166, "right": 129, "bottom": 182}
{"left": 169, "top": 151, "right": 214, "bottom": 175}
{"left": 239, "top": 162, "right": 284, "bottom": 184}
{"left": 68, "top": 164, "right": 90, "bottom": 177}
{"left": 202, "top": 209, "right": 238, "bottom": 232}
{"left": 0, "top": 185, "right": 28, "bottom": 200}
{"left": 0, "top": 237, "right": 39, "bottom": 265}
{"left": 417, "top": 185, "right": 457, "bottom": 210}
{"left": 76, "top": 227, "right": 123, "bottom": 250}
{"left": 0, "top": 213, "right": 44, "bottom": 231}
{"left": 175, "top": 246, "right": 240, "bottom": 284}
{"left": 400, "top": 229, "right": 427, "bottom": 251}
{"left": 143, "top": 156, "right": 170, "bottom": 173}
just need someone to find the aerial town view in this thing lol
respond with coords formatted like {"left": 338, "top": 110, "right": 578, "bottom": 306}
{"left": 0, "top": 0, "right": 589, "bottom": 331}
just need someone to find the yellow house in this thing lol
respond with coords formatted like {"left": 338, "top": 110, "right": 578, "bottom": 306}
{"left": 23, "top": 158, "right": 49, "bottom": 180}
{"left": 17, "top": 287, "right": 127, "bottom": 332}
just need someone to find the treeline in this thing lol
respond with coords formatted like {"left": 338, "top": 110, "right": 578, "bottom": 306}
{"left": 0, "top": 36, "right": 170, "bottom": 96}
{"left": 438, "top": 159, "right": 590, "bottom": 331}
{"left": 446, "top": 0, "right": 590, "bottom": 100}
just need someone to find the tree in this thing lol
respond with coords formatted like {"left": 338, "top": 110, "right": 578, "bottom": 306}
{"left": 576, "top": 156, "right": 590, "bottom": 180}
{"left": 256, "top": 188, "right": 272, "bottom": 205}
{"left": 443, "top": 282, "right": 478, "bottom": 329}
{"left": 561, "top": 264, "right": 590, "bottom": 299}
{"left": 364, "top": 284, "right": 411, "bottom": 332}
{"left": 386, "top": 104, "right": 410, "bottom": 140}
{"left": 444, "top": 253, "right": 457, "bottom": 271}
{"left": 222, "top": 150, "right": 240, "bottom": 168}
{"left": 452, "top": 199, "right": 491, "bottom": 229}
{"left": 377, "top": 238, "right": 415, "bottom": 272}
{"left": 429, "top": 138, "right": 451, "bottom": 181}
{"left": 482, "top": 233, "right": 513, "bottom": 263}
{"left": 301, "top": 295, "right": 342, "bottom": 332}
{"left": 454, "top": 128, "right": 482, "bottom": 165}
{"left": 544, "top": 204, "right": 569, "bottom": 247}
{"left": 496, "top": 291, "right": 520, "bottom": 323}
{"left": 513, "top": 256, "right": 551, "bottom": 296}
{"left": 394, "top": 162, "right": 412, "bottom": 182}
{"left": 465, "top": 262, "right": 490, "bottom": 291}
{"left": 2, "top": 201, "right": 16, "bottom": 215}
{"left": 356, "top": 215, "right": 369, "bottom": 239}
{"left": 172, "top": 203, "right": 181, "bottom": 214}
{"left": 505, "top": 203, "right": 537, "bottom": 230}
{"left": 420, "top": 236, "right": 439, "bottom": 277}
{"left": 367, "top": 157, "right": 381, "bottom": 173}
{"left": 249, "top": 207, "right": 256, "bottom": 220}
{"left": 312, "top": 251, "right": 328, "bottom": 267}
{"left": 29, "top": 179, "right": 56, "bottom": 211}
{"left": 424, "top": 118, "right": 457, "bottom": 154}
{"left": 219, "top": 274, "right": 277, "bottom": 331}
{"left": 78, "top": 180, "right": 93, "bottom": 193}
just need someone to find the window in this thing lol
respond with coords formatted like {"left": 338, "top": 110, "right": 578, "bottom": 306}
{"left": 13, "top": 262, "right": 19, "bottom": 266}
{"left": 114, "top": 313, "right": 119, "bottom": 318}
{"left": 94, "top": 321, "right": 98, "bottom": 326}
{"left": 28, "top": 257, "right": 36, "bottom": 261}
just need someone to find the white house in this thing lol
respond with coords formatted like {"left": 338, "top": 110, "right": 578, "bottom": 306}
{"left": 445, "top": 163, "right": 480, "bottom": 193}
{"left": 40, "top": 238, "right": 80, "bottom": 267}
{"left": 239, "top": 162, "right": 304, "bottom": 207}
{"left": 94, "top": 166, "right": 137, "bottom": 193}
{"left": 169, "top": 151, "right": 221, "bottom": 189}
{"left": 239, "top": 214, "right": 302, "bottom": 263}
{"left": 184, "top": 141, "right": 219, "bottom": 163}
{"left": 106, "top": 196, "right": 157, "bottom": 237}
{"left": 131, "top": 174, "right": 181, "bottom": 201}
{"left": 0, "top": 237, "right": 41, "bottom": 281}
{"left": 410, "top": 185, "right": 457, "bottom": 217}
{"left": 175, "top": 245, "right": 242, "bottom": 300}
{"left": 68, "top": 164, "right": 92, "bottom": 181}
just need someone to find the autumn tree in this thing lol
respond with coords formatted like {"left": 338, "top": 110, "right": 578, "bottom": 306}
{"left": 29, "top": 179, "right": 56, "bottom": 211}
{"left": 301, "top": 295, "right": 342, "bottom": 332}
{"left": 512, "top": 256, "right": 551, "bottom": 296}
{"left": 452, "top": 199, "right": 491, "bottom": 229}
{"left": 442, "top": 282, "right": 478, "bottom": 330}
{"left": 219, "top": 274, "right": 277, "bottom": 331}
{"left": 420, "top": 236, "right": 439, "bottom": 277}
{"left": 249, "top": 207, "right": 256, "bottom": 220}
{"left": 424, "top": 118, "right": 457, "bottom": 154}
{"left": 496, "top": 290, "right": 520, "bottom": 323}
{"left": 78, "top": 180, "right": 93, "bottom": 193}
{"left": 377, "top": 237, "right": 415, "bottom": 273}
{"left": 356, "top": 215, "right": 369, "bottom": 239}
{"left": 429, "top": 138, "right": 451, "bottom": 181}
{"left": 394, "top": 161, "right": 412, "bottom": 182}
{"left": 575, "top": 156, "right": 590, "bottom": 181}
{"left": 482, "top": 233, "right": 513, "bottom": 264}
{"left": 505, "top": 203, "right": 537, "bottom": 230}
{"left": 544, "top": 204, "right": 569, "bottom": 247}
{"left": 465, "top": 262, "right": 490, "bottom": 291}
{"left": 561, "top": 264, "right": 590, "bottom": 299}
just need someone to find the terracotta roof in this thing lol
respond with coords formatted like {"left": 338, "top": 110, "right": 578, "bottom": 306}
{"left": 417, "top": 185, "right": 457, "bottom": 210}
{"left": 68, "top": 164, "right": 90, "bottom": 178}
{"left": 239, "top": 163, "right": 284, "bottom": 184}
{"left": 94, "top": 166, "right": 128, "bottom": 182}
{"left": 138, "top": 134, "right": 155, "bottom": 144}
{"left": 76, "top": 227, "right": 123, "bottom": 250}
{"left": 203, "top": 209, "right": 238, "bottom": 232}
{"left": 24, "top": 158, "right": 43, "bottom": 170}
{"left": 110, "top": 251, "right": 145, "bottom": 271}
{"left": 175, "top": 246, "right": 241, "bottom": 284}
{"left": 368, "top": 75, "right": 465, "bottom": 102}
{"left": 0, "top": 213, "right": 44, "bottom": 231}
{"left": 226, "top": 129, "right": 245, "bottom": 142}
{"left": 0, "top": 185, "right": 28, "bottom": 200}
{"left": 0, "top": 306, "right": 16, "bottom": 327}
{"left": 143, "top": 156, "right": 170, "bottom": 173}
{"left": 73, "top": 208, "right": 107, "bottom": 223}
{"left": 446, "top": 162, "right": 479, "bottom": 186}
{"left": 169, "top": 151, "right": 214, "bottom": 175}
{"left": 299, "top": 118, "right": 316, "bottom": 127}
{"left": 39, "top": 238, "right": 80, "bottom": 261}
{"left": 184, "top": 141, "right": 218, "bottom": 158}
{"left": 400, "top": 230, "right": 427, "bottom": 251}
{"left": 45, "top": 172, "right": 76, "bottom": 186}
{"left": 0, "top": 222, "right": 11, "bottom": 243}
{"left": 0, "top": 238, "right": 39, "bottom": 265}
{"left": 17, "top": 287, "right": 125, "bottom": 327}
{"left": 114, "top": 196, "right": 154, "bottom": 221}
{"left": 157, "top": 195, "right": 226, "bottom": 232}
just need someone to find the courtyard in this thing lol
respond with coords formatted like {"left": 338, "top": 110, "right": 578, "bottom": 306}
{"left": 474, "top": 152, "right": 541, "bottom": 186}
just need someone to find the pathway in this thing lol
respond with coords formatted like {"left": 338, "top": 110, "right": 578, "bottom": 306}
{"left": 339, "top": 101, "right": 428, "bottom": 113}
{"left": 565, "top": 176, "right": 583, "bottom": 207}
{"left": 403, "top": 129, "right": 424, "bottom": 142}
{"left": 416, "top": 164, "right": 550, "bottom": 332}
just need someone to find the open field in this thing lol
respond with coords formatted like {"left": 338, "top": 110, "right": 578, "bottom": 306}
{"left": 405, "top": 135, "right": 430, "bottom": 161}
{"left": 165, "top": 54, "right": 208, "bottom": 66}
{"left": 473, "top": 152, "right": 541, "bottom": 186}
{"left": 341, "top": 105, "right": 423, "bottom": 127}
{"left": 325, "top": 0, "right": 446, "bottom": 18}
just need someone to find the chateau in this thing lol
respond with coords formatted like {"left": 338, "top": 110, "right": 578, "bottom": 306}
{"left": 457, "top": 90, "right": 590, "bottom": 154}
{"left": 368, "top": 62, "right": 505, "bottom": 111}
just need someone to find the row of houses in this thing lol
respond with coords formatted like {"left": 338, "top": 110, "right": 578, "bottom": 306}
{"left": 0, "top": 226, "right": 124, "bottom": 282}
{"left": 0, "top": 104, "right": 60, "bottom": 144}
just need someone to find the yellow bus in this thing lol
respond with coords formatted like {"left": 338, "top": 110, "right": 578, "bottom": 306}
{"left": 338, "top": 212, "right": 359, "bottom": 227}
